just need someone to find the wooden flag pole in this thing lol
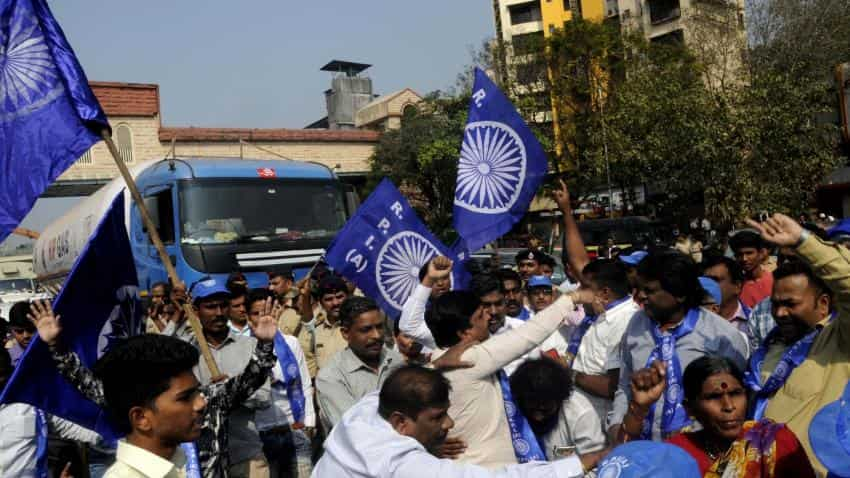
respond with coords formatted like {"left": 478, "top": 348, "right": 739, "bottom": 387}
{"left": 100, "top": 130, "right": 221, "bottom": 377}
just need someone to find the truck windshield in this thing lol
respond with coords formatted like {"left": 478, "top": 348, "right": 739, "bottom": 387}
{"left": 179, "top": 180, "right": 346, "bottom": 245}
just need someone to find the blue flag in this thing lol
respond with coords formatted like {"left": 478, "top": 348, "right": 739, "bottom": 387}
{"left": 0, "top": 0, "right": 109, "bottom": 242}
{"left": 453, "top": 67, "right": 548, "bottom": 253}
{"left": 0, "top": 194, "right": 143, "bottom": 440}
{"left": 326, "top": 178, "right": 463, "bottom": 318}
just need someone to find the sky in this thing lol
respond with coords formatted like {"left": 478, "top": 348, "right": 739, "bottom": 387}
{"left": 49, "top": 0, "right": 495, "bottom": 128}
{"left": 1, "top": 0, "right": 496, "bottom": 252}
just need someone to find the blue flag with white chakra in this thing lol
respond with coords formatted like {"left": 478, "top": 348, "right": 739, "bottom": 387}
{"left": 453, "top": 67, "right": 549, "bottom": 253}
{"left": 326, "top": 178, "right": 463, "bottom": 318}
{"left": 0, "top": 194, "right": 143, "bottom": 440}
{"left": 0, "top": 0, "right": 109, "bottom": 242}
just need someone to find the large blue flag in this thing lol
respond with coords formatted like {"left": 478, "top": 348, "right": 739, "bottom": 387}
{"left": 0, "top": 194, "right": 143, "bottom": 439}
{"left": 453, "top": 67, "right": 548, "bottom": 253}
{"left": 326, "top": 178, "right": 463, "bottom": 318}
{"left": 0, "top": 0, "right": 109, "bottom": 241}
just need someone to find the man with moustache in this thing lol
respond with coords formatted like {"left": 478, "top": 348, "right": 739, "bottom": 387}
{"left": 188, "top": 278, "right": 272, "bottom": 478}
{"left": 498, "top": 270, "right": 531, "bottom": 322}
{"left": 316, "top": 296, "right": 404, "bottom": 430}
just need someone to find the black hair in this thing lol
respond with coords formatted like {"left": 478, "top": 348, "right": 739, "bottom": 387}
{"left": 537, "top": 253, "right": 556, "bottom": 268}
{"left": 245, "top": 288, "right": 274, "bottom": 312}
{"left": 150, "top": 281, "right": 171, "bottom": 296}
{"left": 9, "top": 301, "right": 34, "bottom": 330}
{"left": 228, "top": 283, "right": 248, "bottom": 301}
{"left": 268, "top": 269, "right": 293, "bottom": 281}
{"left": 93, "top": 334, "right": 200, "bottom": 434}
{"left": 339, "top": 296, "right": 380, "bottom": 329}
{"left": 637, "top": 251, "right": 704, "bottom": 310}
{"left": 497, "top": 269, "right": 522, "bottom": 286}
{"left": 729, "top": 230, "right": 767, "bottom": 252}
{"left": 425, "top": 291, "right": 481, "bottom": 348}
{"left": 418, "top": 263, "right": 429, "bottom": 281}
{"left": 378, "top": 365, "right": 451, "bottom": 420}
{"left": 510, "top": 358, "right": 573, "bottom": 416}
{"left": 682, "top": 356, "right": 745, "bottom": 404}
{"left": 318, "top": 276, "right": 348, "bottom": 298}
{"left": 582, "top": 259, "right": 630, "bottom": 297}
{"left": 470, "top": 273, "right": 502, "bottom": 298}
{"left": 225, "top": 273, "right": 247, "bottom": 291}
{"left": 701, "top": 254, "right": 744, "bottom": 284}
{"left": 773, "top": 258, "right": 833, "bottom": 306}
{"left": 393, "top": 318, "right": 401, "bottom": 336}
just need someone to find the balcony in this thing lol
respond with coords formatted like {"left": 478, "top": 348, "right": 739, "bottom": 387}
{"left": 648, "top": 0, "right": 681, "bottom": 24}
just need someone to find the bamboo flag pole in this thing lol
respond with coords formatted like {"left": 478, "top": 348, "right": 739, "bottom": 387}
{"left": 101, "top": 130, "right": 221, "bottom": 377}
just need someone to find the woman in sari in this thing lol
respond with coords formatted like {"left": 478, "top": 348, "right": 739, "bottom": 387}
{"left": 666, "top": 356, "right": 814, "bottom": 477}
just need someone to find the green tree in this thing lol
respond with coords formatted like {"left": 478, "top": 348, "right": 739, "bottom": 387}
{"left": 368, "top": 94, "right": 468, "bottom": 241}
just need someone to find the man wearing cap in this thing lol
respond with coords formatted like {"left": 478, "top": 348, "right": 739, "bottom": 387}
{"left": 515, "top": 249, "right": 541, "bottom": 283}
{"left": 741, "top": 213, "right": 850, "bottom": 476}
{"left": 189, "top": 278, "right": 272, "bottom": 478}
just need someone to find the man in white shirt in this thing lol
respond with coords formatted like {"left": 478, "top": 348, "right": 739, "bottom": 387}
{"left": 313, "top": 365, "right": 586, "bottom": 478}
{"left": 246, "top": 290, "right": 315, "bottom": 478}
{"left": 228, "top": 285, "right": 253, "bottom": 337}
{"left": 569, "top": 259, "right": 640, "bottom": 427}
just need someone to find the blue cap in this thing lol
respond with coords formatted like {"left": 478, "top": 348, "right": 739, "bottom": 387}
{"left": 828, "top": 218, "right": 850, "bottom": 239}
{"left": 190, "top": 278, "right": 230, "bottom": 301}
{"left": 597, "top": 441, "right": 700, "bottom": 478}
{"left": 698, "top": 276, "right": 722, "bottom": 305}
{"left": 526, "top": 275, "right": 552, "bottom": 289}
{"left": 809, "top": 380, "right": 850, "bottom": 476}
{"left": 619, "top": 251, "right": 648, "bottom": 266}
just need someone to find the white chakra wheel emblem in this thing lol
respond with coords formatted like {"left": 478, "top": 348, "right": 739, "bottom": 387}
{"left": 455, "top": 120, "right": 527, "bottom": 214}
{"left": 0, "top": 6, "right": 61, "bottom": 119}
{"left": 376, "top": 231, "right": 443, "bottom": 310}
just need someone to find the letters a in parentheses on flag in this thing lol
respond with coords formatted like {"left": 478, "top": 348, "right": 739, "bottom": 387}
{"left": 324, "top": 178, "right": 465, "bottom": 318}
{"left": 0, "top": 0, "right": 108, "bottom": 242}
{"left": 453, "top": 67, "right": 549, "bottom": 253}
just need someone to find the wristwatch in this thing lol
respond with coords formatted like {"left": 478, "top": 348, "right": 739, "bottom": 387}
{"left": 796, "top": 228, "right": 810, "bottom": 248}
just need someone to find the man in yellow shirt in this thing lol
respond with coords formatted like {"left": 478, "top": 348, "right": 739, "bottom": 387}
{"left": 746, "top": 213, "right": 850, "bottom": 476}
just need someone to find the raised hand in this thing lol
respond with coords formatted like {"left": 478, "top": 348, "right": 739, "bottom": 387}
{"left": 252, "top": 297, "right": 279, "bottom": 342}
{"left": 28, "top": 299, "right": 61, "bottom": 347}
{"left": 745, "top": 213, "right": 803, "bottom": 247}
{"left": 436, "top": 436, "right": 468, "bottom": 459}
{"left": 553, "top": 179, "right": 572, "bottom": 214}
{"left": 630, "top": 360, "right": 667, "bottom": 408}
{"left": 423, "top": 256, "right": 453, "bottom": 286}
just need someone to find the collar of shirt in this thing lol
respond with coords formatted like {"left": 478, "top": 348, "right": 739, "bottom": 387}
{"left": 314, "top": 309, "right": 337, "bottom": 329}
{"left": 227, "top": 321, "right": 252, "bottom": 337}
{"left": 340, "top": 346, "right": 397, "bottom": 374}
{"left": 206, "top": 332, "right": 239, "bottom": 351}
{"left": 113, "top": 440, "right": 187, "bottom": 478}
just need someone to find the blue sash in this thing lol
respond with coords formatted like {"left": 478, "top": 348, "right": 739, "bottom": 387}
{"left": 739, "top": 300, "right": 752, "bottom": 319}
{"left": 641, "top": 308, "right": 700, "bottom": 440}
{"left": 180, "top": 442, "right": 201, "bottom": 478}
{"left": 35, "top": 409, "right": 48, "bottom": 478}
{"left": 273, "top": 332, "right": 307, "bottom": 424}
{"left": 744, "top": 321, "right": 824, "bottom": 420}
{"left": 499, "top": 370, "right": 546, "bottom": 462}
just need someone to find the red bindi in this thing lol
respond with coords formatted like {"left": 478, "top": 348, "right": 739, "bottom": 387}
{"left": 721, "top": 382, "right": 728, "bottom": 389}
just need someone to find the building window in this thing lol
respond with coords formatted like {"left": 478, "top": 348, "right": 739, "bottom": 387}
{"left": 564, "top": 0, "right": 571, "bottom": 10}
{"left": 509, "top": 2, "right": 542, "bottom": 25}
{"left": 77, "top": 149, "right": 93, "bottom": 165}
{"left": 648, "top": 0, "right": 681, "bottom": 24}
{"left": 651, "top": 29, "right": 685, "bottom": 45}
{"left": 512, "top": 31, "right": 544, "bottom": 56}
{"left": 402, "top": 103, "right": 418, "bottom": 120}
{"left": 115, "top": 124, "right": 134, "bottom": 163}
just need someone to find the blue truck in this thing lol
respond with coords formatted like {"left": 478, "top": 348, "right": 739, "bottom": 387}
{"left": 34, "top": 157, "right": 357, "bottom": 292}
